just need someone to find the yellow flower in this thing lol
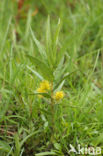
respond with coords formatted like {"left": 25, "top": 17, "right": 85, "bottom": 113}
{"left": 37, "top": 80, "right": 50, "bottom": 98}
{"left": 54, "top": 91, "right": 64, "bottom": 101}
{"left": 40, "top": 80, "right": 50, "bottom": 90}
{"left": 37, "top": 87, "right": 46, "bottom": 93}
{"left": 37, "top": 87, "right": 46, "bottom": 98}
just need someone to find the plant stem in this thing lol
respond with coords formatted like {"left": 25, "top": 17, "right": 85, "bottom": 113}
{"left": 50, "top": 81, "right": 55, "bottom": 142}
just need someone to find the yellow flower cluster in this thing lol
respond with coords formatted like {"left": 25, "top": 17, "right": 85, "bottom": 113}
{"left": 37, "top": 80, "right": 51, "bottom": 97}
{"left": 37, "top": 80, "right": 64, "bottom": 100}
{"left": 39, "top": 80, "right": 50, "bottom": 90}
{"left": 54, "top": 91, "right": 64, "bottom": 101}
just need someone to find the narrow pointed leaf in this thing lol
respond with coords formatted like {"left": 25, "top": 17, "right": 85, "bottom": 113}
{"left": 27, "top": 55, "right": 53, "bottom": 80}
{"left": 0, "top": 141, "right": 11, "bottom": 152}
{"left": 20, "top": 130, "right": 41, "bottom": 147}
{"left": 30, "top": 27, "right": 47, "bottom": 59}
{"left": 45, "top": 16, "right": 53, "bottom": 65}
{"left": 53, "top": 18, "right": 61, "bottom": 64}
{"left": 54, "top": 70, "right": 78, "bottom": 91}
{"left": 53, "top": 18, "right": 61, "bottom": 47}
{"left": 27, "top": 65, "right": 43, "bottom": 80}
{"left": 46, "top": 15, "right": 52, "bottom": 53}
{"left": 35, "top": 151, "right": 56, "bottom": 156}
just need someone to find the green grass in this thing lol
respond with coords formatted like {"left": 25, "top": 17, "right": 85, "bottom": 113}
{"left": 0, "top": 0, "right": 103, "bottom": 155}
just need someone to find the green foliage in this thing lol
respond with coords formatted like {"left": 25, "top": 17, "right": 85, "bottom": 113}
{"left": 0, "top": 141, "right": 11, "bottom": 152}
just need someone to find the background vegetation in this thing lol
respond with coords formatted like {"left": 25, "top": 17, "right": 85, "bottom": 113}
{"left": 0, "top": 0, "right": 103, "bottom": 155}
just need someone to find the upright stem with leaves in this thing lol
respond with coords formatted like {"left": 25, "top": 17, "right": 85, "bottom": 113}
{"left": 27, "top": 16, "right": 69, "bottom": 144}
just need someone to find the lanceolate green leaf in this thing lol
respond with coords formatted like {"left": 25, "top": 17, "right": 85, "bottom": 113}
{"left": 27, "top": 65, "right": 43, "bottom": 80}
{"left": 53, "top": 18, "right": 61, "bottom": 48}
{"left": 20, "top": 130, "right": 41, "bottom": 147}
{"left": 35, "top": 151, "right": 56, "bottom": 156}
{"left": 57, "top": 40, "right": 69, "bottom": 66}
{"left": 0, "top": 141, "right": 11, "bottom": 152}
{"left": 54, "top": 80, "right": 65, "bottom": 92}
{"left": 30, "top": 27, "right": 47, "bottom": 60}
{"left": 46, "top": 15, "right": 52, "bottom": 54}
{"left": 45, "top": 15, "right": 53, "bottom": 66}
{"left": 27, "top": 55, "right": 53, "bottom": 80}
{"left": 53, "top": 70, "right": 78, "bottom": 91}
{"left": 53, "top": 18, "right": 61, "bottom": 65}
